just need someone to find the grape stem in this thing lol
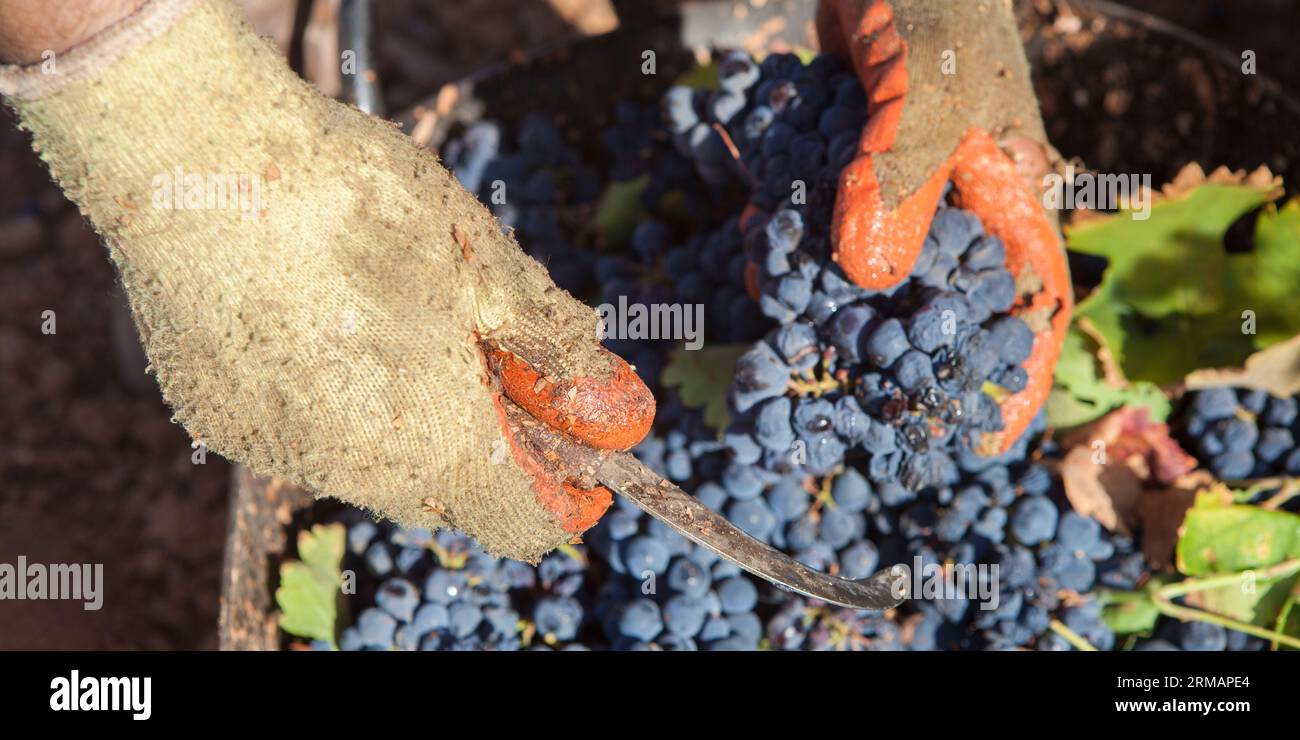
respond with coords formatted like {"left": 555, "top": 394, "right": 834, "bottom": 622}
{"left": 786, "top": 370, "right": 843, "bottom": 397}
{"left": 1149, "top": 557, "right": 1300, "bottom": 650}
{"left": 1048, "top": 618, "right": 1098, "bottom": 651}
{"left": 1229, "top": 476, "right": 1300, "bottom": 510}
{"left": 1273, "top": 596, "right": 1297, "bottom": 651}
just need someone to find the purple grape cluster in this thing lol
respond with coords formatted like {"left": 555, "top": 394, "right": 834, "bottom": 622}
{"left": 1175, "top": 387, "right": 1300, "bottom": 485}
{"left": 660, "top": 49, "right": 1040, "bottom": 492}
{"left": 604, "top": 101, "right": 712, "bottom": 218}
{"left": 446, "top": 115, "right": 602, "bottom": 296}
{"left": 330, "top": 516, "right": 593, "bottom": 651}
{"left": 583, "top": 495, "right": 767, "bottom": 651}
{"left": 1136, "top": 621, "right": 1269, "bottom": 651}
{"left": 299, "top": 49, "right": 1286, "bottom": 652}
{"left": 726, "top": 203, "right": 1035, "bottom": 491}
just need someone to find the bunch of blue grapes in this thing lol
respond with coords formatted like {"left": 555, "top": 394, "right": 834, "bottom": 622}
{"left": 740, "top": 420, "right": 1144, "bottom": 651}
{"left": 314, "top": 49, "right": 1300, "bottom": 653}
{"left": 657, "top": 49, "right": 1039, "bottom": 491}
{"left": 662, "top": 50, "right": 859, "bottom": 214}
{"left": 674, "top": 51, "right": 869, "bottom": 323}
{"left": 567, "top": 397, "right": 768, "bottom": 651}
{"left": 443, "top": 116, "right": 601, "bottom": 296}
{"left": 1175, "top": 387, "right": 1300, "bottom": 488}
{"left": 975, "top": 506, "right": 1133, "bottom": 651}
{"left": 726, "top": 202, "right": 1035, "bottom": 492}
{"left": 659, "top": 51, "right": 867, "bottom": 335}
{"left": 603, "top": 101, "right": 714, "bottom": 219}
{"left": 583, "top": 494, "right": 767, "bottom": 651}
{"left": 591, "top": 215, "right": 767, "bottom": 347}
{"left": 327, "top": 516, "right": 593, "bottom": 651}
{"left": 594, "top": 219, "right": 765, "bottom": 395}
{"left": 1135, "top": 622, "right": 1269, "bottom": 651}
{"left": 664, "top": 217, "right": 770, "bottom": 343}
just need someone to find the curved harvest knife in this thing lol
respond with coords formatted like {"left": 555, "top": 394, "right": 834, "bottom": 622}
{"left": 598, "top": 452, "right": 909, "bottom": 611}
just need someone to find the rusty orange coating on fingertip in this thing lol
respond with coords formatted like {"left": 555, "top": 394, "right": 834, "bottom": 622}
{"left": 546, "top": 483, "right": 614, "bottom": 535}
{"left": 486, "top": 390, "right": 612, "bottom": 534}
{"left": 831, "top": 156, "right": 949, "bottom": 289}
{"left": 823, "top": 0, "right": 930, "bottom": 289}
{"left": 487, "top": 345, "right": 655, "bottom": 452}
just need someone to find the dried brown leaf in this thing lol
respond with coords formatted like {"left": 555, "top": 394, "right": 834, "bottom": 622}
{"left": 1137, "top": 470, "right": 1217, "bottom": 569}
{"left": 1184, "top": 333, "right": 1300, "bottom": 398}
{"left": 1059, "top": 407, "right": 1198, "bottom": 534}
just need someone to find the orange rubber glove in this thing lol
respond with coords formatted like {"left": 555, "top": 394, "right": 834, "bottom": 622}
{"left": 817, "top": 0, "right": 1072, "bottom": 453}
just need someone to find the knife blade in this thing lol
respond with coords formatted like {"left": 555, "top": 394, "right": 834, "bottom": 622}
{"left": 597, "top": 451, "right": 910, "bottom": 611}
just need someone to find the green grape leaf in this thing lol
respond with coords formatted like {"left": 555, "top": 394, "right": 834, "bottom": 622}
{"left": 276, "top": 523, "right": 346, "bottom": 648}
{"left": 593, "top": 174, "right": 649, "bottom": 248}
{"left": 1067, "top": 177, "right": 1297, "bottom": 385}
{"left": 1069, "top": 183, "right": 1272, "bottom": 317}
{"left": 1098, "top": 586, "right": 1163, "bottom": 635}
{"left": 675, "top": 63, "right": 718, "bottom": 91}
{"left": 1175, "top": 492, "right": 1300, "bottom": 625}
{"left": 1225, "top": 198, "right": 1300, "bottom": 348}
{"left": 1048, "top": 325, "right": 1169, "bottom": 429}
{"left": 1176, "top": 493, "right": 1300, "bottom": 575}
{"left": 1045, "top": 388, "right": 1111, "bottom": 430}
{"left": 661, "top": 344, "right": 748, "bottom": 434}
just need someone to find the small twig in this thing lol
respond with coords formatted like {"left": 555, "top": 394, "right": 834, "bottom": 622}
{"left": 710, "top": 123, "right": 755, "bottom": 187}
{"left": 1049, "top": 618, "right": 1099, "bottom": 651}
{"left": 1273, "top": 596, "right": 1297, "bottom": 651}
{"left": 1151, "top": 558, "right": 1300, "bottom": 650}
{"left": 1217, "top": 475, "right": 1300, "bottom": 508}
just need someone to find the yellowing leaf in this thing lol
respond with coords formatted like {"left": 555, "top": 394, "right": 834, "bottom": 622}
{"left": 1175, "top": 497, "right": 1300, "bottom": 625}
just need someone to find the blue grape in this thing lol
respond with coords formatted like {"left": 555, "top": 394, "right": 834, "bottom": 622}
{"left": 865, "top": 318, "right": 911, "bottom": 368}
{"left": 663, "top": 594, "right": 710, "bottom": 638}
{"left": 617, "top": 599, "right": 664, "bottom": 642}
{"left": 534, "top": 597, "right": 583, "bottom": 642}
{"left": 356, "top": 608, "right": 398, "bottom": 649}
{"left": 375, "top": 578, "right": 419, "bottom": 623}
{"left": 1010, "top": 496, "right": 1058, "bottom": 545}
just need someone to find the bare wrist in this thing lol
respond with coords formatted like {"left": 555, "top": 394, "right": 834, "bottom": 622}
{"left": 0, "top": 0, "right": 146, "bottom": 65}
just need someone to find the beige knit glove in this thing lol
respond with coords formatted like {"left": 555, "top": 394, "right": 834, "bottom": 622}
{"left": 0, "top": 0, "right": 654, "bottom": 562}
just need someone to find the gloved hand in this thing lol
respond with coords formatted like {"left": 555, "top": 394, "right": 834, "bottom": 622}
{"left": 0, "top": 0, "right": 653, "bottom": 562}
{"left": 816, "top": 0, "right": 1073, "bottom": 452}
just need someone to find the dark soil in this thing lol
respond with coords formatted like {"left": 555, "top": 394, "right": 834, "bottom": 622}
{"left": 0, "top": 112, "right": 229, "bottom": 650}
{"left": 1021, "top": 0, "right": 1300, "bottom": 194}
